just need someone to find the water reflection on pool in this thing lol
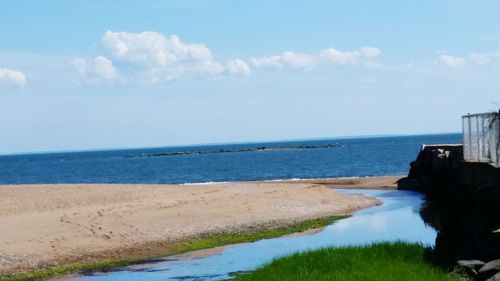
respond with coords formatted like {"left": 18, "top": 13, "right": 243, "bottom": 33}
{"left": 66, "top": 190, "right": 435, "bottom": 281}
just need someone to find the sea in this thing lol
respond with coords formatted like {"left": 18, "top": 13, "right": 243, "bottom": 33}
{"left": 0, "top": 133, "right": 461, "bottom": 185}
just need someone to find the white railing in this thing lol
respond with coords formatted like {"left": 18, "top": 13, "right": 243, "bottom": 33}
{"left": 462, "top": 112, "right": 500, "bottom": 167}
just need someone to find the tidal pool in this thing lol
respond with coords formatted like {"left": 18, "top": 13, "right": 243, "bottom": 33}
{"left": 65, "top": 189, "right": 435, "bottom": 281}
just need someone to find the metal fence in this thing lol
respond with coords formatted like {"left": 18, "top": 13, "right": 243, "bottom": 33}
{"left": 462, "top": 112, "right": 500, "bottom": 167}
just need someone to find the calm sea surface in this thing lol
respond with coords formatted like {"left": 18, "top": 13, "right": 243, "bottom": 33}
{"left": 0, "top": 133, "right": 461, "bottom": 184}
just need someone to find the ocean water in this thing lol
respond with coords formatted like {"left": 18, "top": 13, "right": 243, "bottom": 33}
{"left": 0, "top": 133, "right": 461, "bottom": 184}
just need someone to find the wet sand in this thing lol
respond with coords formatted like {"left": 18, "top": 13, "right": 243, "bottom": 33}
{"left": 0, "top": 176, "right": 401, "bottom": 275}
{"left": 280, "top": 175, "right": 402, "bottom": 189}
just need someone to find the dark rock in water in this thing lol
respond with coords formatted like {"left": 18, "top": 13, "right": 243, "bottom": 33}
{"left": 126, "top": 143, "right": 344, "bottom": 158}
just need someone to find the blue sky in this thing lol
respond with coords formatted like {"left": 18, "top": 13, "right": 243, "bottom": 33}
{"left": 1, "top": 0, "right": 500, "bottom": 154}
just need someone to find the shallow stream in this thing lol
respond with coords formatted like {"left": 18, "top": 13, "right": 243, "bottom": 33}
{"left": 65, "top": 189, "right": 435, "bottom": 281}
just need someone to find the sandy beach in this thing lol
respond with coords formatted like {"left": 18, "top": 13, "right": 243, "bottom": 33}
{"left": 0, "top": 176, "right": 401, "bottom": 275}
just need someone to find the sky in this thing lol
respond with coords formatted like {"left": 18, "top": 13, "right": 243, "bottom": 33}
{"left": 1, "top": 0, "right": 500, "bottom": 155}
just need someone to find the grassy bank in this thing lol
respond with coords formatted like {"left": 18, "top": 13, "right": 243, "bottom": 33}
{"left": 0, "top": 215, "right": 347, "bottom": 281}
{"left": 233, "top": 242, "right": 464, "bottom": 281}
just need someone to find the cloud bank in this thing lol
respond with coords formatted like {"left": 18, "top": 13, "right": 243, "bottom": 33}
{"left": 439, "top": 55, "right": 465, "bottom": 67}
{"left": 72, "top": 30, "right": 382, "bottom": 83}
{"left": 0, "top": 67, "right": 26, "bottom": 87}
{"left": 437, "top": 48, "right": 500, "bottom": 67}
{"left": 73, "top": 31, "right": 250, "bottom": 83}
{"left": 251, "top": 51, "right": 316, "bottom": 70}
{"left": 251, "top": 47, "right": 381, "bottom": 71}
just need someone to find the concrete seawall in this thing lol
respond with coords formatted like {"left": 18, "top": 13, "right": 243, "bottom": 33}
{"left": 399, "top": 144, "right": 500, "bottom": 280}
{"left": 400, "top": 144, "right": 500, "bottom": 194}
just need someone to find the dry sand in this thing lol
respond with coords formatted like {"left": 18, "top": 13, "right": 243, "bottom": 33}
{"left": 0, "top": 176, "right": 401, "bottom": 275}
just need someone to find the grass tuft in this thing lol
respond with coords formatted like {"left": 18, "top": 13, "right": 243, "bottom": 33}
{"left": 233, "top": 242, "right": 464, "bottom": 281}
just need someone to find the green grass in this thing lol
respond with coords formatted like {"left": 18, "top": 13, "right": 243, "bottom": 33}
{"left": 180, "top": 215, "right": 348, "bottom": 252}
{"left": 0, "top": 215, "right": 346, "bottom": 281}
{"left": 233, "top": 242, "right": 464, "bottom": 281}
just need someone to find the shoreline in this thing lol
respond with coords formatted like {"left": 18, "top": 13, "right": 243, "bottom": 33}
{"left": 183, "top": 175, "right": 403, "bottom": 186}
{"left": 0, "top": 176, "right": 402, "bottom": 278}
{"left": 1, "top": 216, "right": 348, "bottom": 281}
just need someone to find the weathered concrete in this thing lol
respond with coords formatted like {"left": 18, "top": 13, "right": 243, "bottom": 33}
{"left": 400, "top": 144, "right": 500, "bottom": 195}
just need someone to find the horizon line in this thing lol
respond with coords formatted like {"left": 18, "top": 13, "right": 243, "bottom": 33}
{"left": 0, "top": 131, "right": 462, "bottom": 157}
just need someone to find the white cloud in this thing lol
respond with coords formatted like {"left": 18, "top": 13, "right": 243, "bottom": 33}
{"left": 94, "top": 56, "right": 117, "bottom": 80}
{"left": 469, "top": 52, "right": 491, "bottom": 65}
{"left": 281, "top": 52, "right": 316, "bottom": 70}
{"left": 319, "top": 48, "right": 361, "bottom": 65}
{"left": 0, "top": 67, "right": 26, "bottom": 87}
{"left": 438, "top": 54, "right": 465, "bottom": 67}
{"left": 250, "top": 55, "right": 281, "bottom": 69}
{"left": 251, "top": 51, "right": 316, "bottom": 71}
{"left": 360, "top": 47, "right": 381, "bottom": 58}
{"left": 71, "top": 58, "right": 87, "bottom": 75}
{"left": 226, "top": 59, "right": 251, "bottom": 76}
{"left": 73, "top": 31, "right": 250, "bottom": 83}
{"left": 469, "top": 50, "right": 500, "bottom": 65}
{"left": 73, "top": 31, "right": 383, "bottom": 83}
{"left": 319, "top": 46, "right": 380, "bottom": 65}
{"left": 252, "top": 46, "right": 380, "bottom": 71}
{"left": 435, "top": 47, "right": 500, "bottom": 68}
{"left": 71, "top": 56, "right": 117, "bottom": 81}
{"left": 102, "top": 31, "right": 213, "bottom": 68}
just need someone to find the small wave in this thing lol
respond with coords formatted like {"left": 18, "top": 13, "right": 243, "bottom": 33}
{"left": 264, "top": 178, "right": 304, "bottom": 182}
{"left": 264, "top": 176, "right": 372, "bottom": 182}
{"left": 180, "top": 181, "right": 230, "bottom": 185}
{"left": 178, "top": 176, "right": 374, "bottom": 186}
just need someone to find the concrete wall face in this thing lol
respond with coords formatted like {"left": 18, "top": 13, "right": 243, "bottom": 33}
{"left": 492, "top": 117, "right": 500, "bottom": 166}
{"left": 462, "top": 113, "right": 500, "bottom": 167}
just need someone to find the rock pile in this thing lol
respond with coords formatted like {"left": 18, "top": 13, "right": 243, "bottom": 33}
{"left": 456, "top": 258, "right": 500, "bottom": 280}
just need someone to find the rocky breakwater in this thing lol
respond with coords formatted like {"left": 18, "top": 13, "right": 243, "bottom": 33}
{"left": 398, "top": 144, "right": 500, "bottom": 281}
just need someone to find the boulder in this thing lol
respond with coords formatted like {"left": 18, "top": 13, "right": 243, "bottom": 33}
{"left": 456, "top": 260, "right": 485, "bottom": 276}
{"left": 479, "top": 259, "right": 500, "bottom": 273}
{"left": 487, "top": 272, "right": 500, "bottom": 281}
{"left": 458, "top": 259, "right": 486, "bottom": 268}
{"left": 477, "top": 259, "right": 500, "bottom": 281}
